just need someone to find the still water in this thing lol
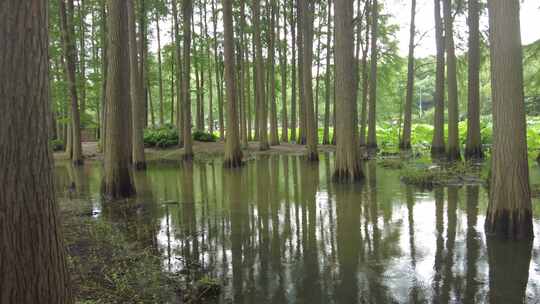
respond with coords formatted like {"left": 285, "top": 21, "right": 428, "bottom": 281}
{"left": 55, "top": 154, "right": 540, "bottom": 304}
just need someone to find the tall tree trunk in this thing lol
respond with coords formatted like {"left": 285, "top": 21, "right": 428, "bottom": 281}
{"left": 290, "top": 0, "right": 298, "bottom": 143}
{"left": 485, "top": 0, "right": 532, "bottom": 239}
{"left": 431, "top": 0, "right": 446, "bottom": 157}
{"left": 269, "top": 0, "right": 279, "bottom": 146}
{"left": 183, "top": 0, "right": 194, "bottom": 159}
{"left": 443, "top": 0, "right": 460, "bottom": 161}
{"left": 301, "top": 0, "right": 318, "bottom": 160}
{"left": 465, "top": 0, "right": 483, "bottom": 160}
{"left": 333, "top": 0, "right": 363, "bottom": 181}
{"left": 400, "top": 0, "right": 416, "bottom": 151}
{"left": 297, "top": 0, "right": 306, "bottom": 145}
{"left": 322, "top": 0, "right": 333, "bottom": 145}
{"left": 212, "top": 0, "right": 225, "bottom": 140}
{"left": 156, "top": 12, "right": 165, "bottom": 126}
{"left": 0, "top": 1, "right": 73, "bottom": 301}
{"left": 366, "top": 0, "right": 378, "bottom": 154}
{"left": 99, "top": 0, "right": 108, "bottom": 153}
{"left": 223, "top": 0, "right": 243, "bottom": 167}
{"left": 253, "top": 0, "right": 269, "bottom": 150}
{"left": 280, "top": 3, "right": 289, "bottom": 143}
{"left": 138, "top": 0, "right": 149, "bottom": 128}
{"left": 170, "top": 23, "right": 175, "bottom": 126}
{"left": 359, "top": 0, "right": 371, "bottom": 147}
{"left": 102, "top": 0, "right": 136, "bottom": 199}
{"left": 128, "top": 0, "right": 146, "bottom": 170}
{"left": 78, "top": 0, "right": 87, "bottom": 116}
{"left": 60, "top": 0, "right": 84, "bottom": 165}
{"left": 314, "top": 11, "right": 322, "bottom": 133}
{"left": 239, "top": 0, "right": 249, "bottom": 147}
{"left": 172, "top": 0, "right": 184, "bottom": 146}
{"left": 204, "top": 0, "right": 214, "bottom": 135}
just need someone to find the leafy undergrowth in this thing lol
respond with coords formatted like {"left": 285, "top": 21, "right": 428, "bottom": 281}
{"left": 399, "top": 161, "right": 485, "bottom": 189}
{"left": 61, "top": 200, "right": 220, "bottom": 304}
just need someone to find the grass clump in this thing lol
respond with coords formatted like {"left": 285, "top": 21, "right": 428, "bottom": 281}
{"left": 400, "top": 161, "right": 484, "bottom": 189}
{"left": 378, "top": 158, "right": 405, "bottom": 170}
{"left": 193, "top": 130, "right": 218, "bottom": 142}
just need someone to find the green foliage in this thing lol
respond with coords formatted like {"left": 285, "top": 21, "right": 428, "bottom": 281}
{"left": 378, "top": 158, "right": 405, "bottom": 170}
{"left": 193, "top": 130, "right": 218, "bottom": 142}
{"left": 144, "top": 125, "right": 179, "bottom": 148}
{"left": 50, "top": 139, "right": 65, "bottom": 152}
{"left": 400, "top": 161, "right": 483, "bottom": 189}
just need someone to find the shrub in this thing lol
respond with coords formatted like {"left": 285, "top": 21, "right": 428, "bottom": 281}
{"left": 144, "top": 126, "right": 178, "bottom": 148}
{"left": 193, "top": 130, "right": 218, "bottom": 142}
{"left": 50, "top": 139, "right": 65, "bottom": 152}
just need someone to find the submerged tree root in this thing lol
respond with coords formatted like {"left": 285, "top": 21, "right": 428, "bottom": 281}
{"left": 485, "top": 208, "right": 533, "bottom": 240}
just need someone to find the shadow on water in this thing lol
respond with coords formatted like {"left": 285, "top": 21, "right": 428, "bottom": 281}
{"left": 54, "top": 154, "right": 540, "bottom": 304}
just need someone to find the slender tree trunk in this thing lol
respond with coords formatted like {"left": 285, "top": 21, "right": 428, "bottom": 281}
{"left": 297, "top": 0, "right": 306, "bottom": 145}
{"left": 239, "top": 0, "right": 249, "bottom": 147}
{"left": 431, "top": 0, "right": 446, "bottom": 157}
{"left": 170, "top": 23, "right": 175, "bottom": 126}
{"left": 253, "top": 0, "right": 269, "bottom": 150}
{"left": 102, "top": 0, "right": 136, "bottom": 199}
{"left": 314, "top": 12, "right": 322, "bottom": 133}
{"left": 465, "top": 0, "right": 483, "bottom": 160}
{"left": 78, "top": 0, "right": 87, "bottom": 117}
{"left": 443, "top": 0, "right": 460, "bottom": 161}
{"left": 128, "top": 0, "right": 146, "bottom": 170}
{"left": 359, "top": 0, "right": 371, "bottom": 147}
{"left": 367, "top": 0, "right": 378, "bottom": 154}
{"left": 138, "top": 0, "right": 149, "bottom": 128}
{"left": 212, "top": 0, "right": 225, "bottom": 140}
{"left": 204, "top": 0, "right": 214, "bottom": 135}
{"left": 290, "top": 0, "right": 298, "bottom": 143}
{"left": 60, "top": 0, "right": 84, "bottom": 165}
{"left": 156, "top": 12, "right": 165, "bottom": 126}
{"left": 400, "top": 0, "right": 416, "bottom": 151}
{"left": 269, "top": 0, "right": 280, "bottom": 146}
{"left": 0, "top": 1, "right": 73, "bottom": 301}
{"left": 183, "top": 0, "right": 194, "bottom": 159}
{"left": 280, "top": 3, "right": 289, "bottom": 143}
{"left": 223, "top": 0, "right": 243, "bottom": 167}
{"left": 99, "top": 0, "right": 108, "bottom": 153}
{"left": 322, "top": 0, "right": 333, "bottom": 145}
{"left": 333, "top": 0, "right": 363, "bottom": 181}
{"left": 485, "top": 0, "right": 532, "bottom": 240}
{"left": 172, "top": 0, "right": 184, "bottom": 146}
{"left": 301, "top": 0, "right": 318, "bottom": 160}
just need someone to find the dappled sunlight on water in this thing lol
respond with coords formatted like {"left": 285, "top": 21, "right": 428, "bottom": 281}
{"left": 54, "top": 154, "right": 540, "bottom": 303}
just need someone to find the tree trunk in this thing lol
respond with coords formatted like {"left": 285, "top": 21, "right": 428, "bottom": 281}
{"left": 138, "top": 0, "right": 149, "bottom": 128}
{"left": 314, "top": 12, "right": 322, "bottom": 134}
{"left": 322, "top": 0, "right": 333, "bottom": 145}
{"left": 359, "top": 0, "right": 370, "bottom": 147}
{"left": 301, "top": 0, "right": 318, "bottom": 161}
{"left": 99, "top": 0, "right": 108, "bottom": 153}
{"left": 78, "top": 0, "right": 87, "bottom": 117}
{"left": 204, "top": 0, "right": 214, "bottom": 135}
{"left": 297, "top": 0, "right": 306, "bottom": 145}
{"left": 367, "top": 0, "right": 378, "bottom": 154}
{"left": 400, "top": 0, "right": 416, "bottom": 151}
{"left": 333, "top": 0, "right": 363, "bottom": 181}
{"left": 485, "top": 0, "right": 532, "bottom": 240}
{"left": 156, "top": 12, "right": 165, "bottom": 126}
{"left": 443, "top": 0, "right": 460, "bottom": 161}
{"left": 290, "top": 0, "right": 298, "bottom": 143}
{"left": 60, "top": 0, "right": 84, "bottom": 165}
{"left": 253, "top": 0, "right": 269, "bottom": 150}
{"left": 279, "top": 4, "right": 289, "bottom": 143}
{"left": 223, "top": 0, "right": 243, "bottom": 167}
{"left": 102, "top": 0, "right": 136, "bottom": 199}
{"left": 172, "top": 0, "right": 184, "bottom": 146}
{"left": 431, "top": 0, "right": 446, "bottom": 157}
{"left": 239, "top": 0, "right": 249, "bottom": 147}
{"left": 127, "top": 0, "right": 146, "bottom": 170}
{"left": 212, "top": 0, "right": 225, "bottom": 140}
{"left": 182, "top": 0, "right": 194, "bottom": 159}
{"left": 0, "top": 1, "right": 73, "bottom": 301}
{"left": 465, "top": 0, "right": 483, "bottom": 160}
{"left": 268, "top": 0, "right": 279, "bottom": 146}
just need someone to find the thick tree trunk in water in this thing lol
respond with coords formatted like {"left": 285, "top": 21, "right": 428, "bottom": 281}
{"left": 301, "top": 0, "right": 318, "bottom": 161}
{"left": 443, "top": 0, "right": 460, "bottom": 161}
{"left": 465, "top": 0, "right": 483, "bottom": 160}
{"left": 183, "top": 0, "right": 194, "bottom": 159}
{"left": 253, "top": 0, "right": 269, "bottom": 150}
{"left": 322, "top": 0, "right": 333, "bottom": 145}
{"left": 367, "top": 0, "right": 378, "bottom": 154}
{"left": 60, "top": 0, "right": 84, "bottom": 165}
{"left": 156, "top": 13, "right": 165, "bottom": 126}
{"left": 223, "top": 0, "right": 243, "bottom": 167}
{"left": 333, "top": 0, "right": 363, "bottom": 182}
{"left": 268, "top": 0, "right": 279, "bottom": 146}
{"left": 0, "top": 1, "right": 73, "bottom": 301}
{"left": 102, "top": 0, "right": 136, "bottom": 199}
{"left": 485, "top": 0, "right": 532, "bottom": 240}
{"left": 359, "top": 0, "right": 370, "bottom": 147}
{"left": 431, "top": 0, "right": 446, "bottom": 157}
{"left": 290, "top": 1, "right": 298, "bottom": 143}
{"left": 127, "top": 0, "right": 146, "bottom": 170}
{"left": 400, "top": 0, "right": 416, "bottom": 151}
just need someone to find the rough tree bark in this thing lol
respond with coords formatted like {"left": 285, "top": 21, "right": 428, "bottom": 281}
{"left": 443, "top": 0, "right": 460, "bottom": 161}
{"left": 400, "top": 0, "right": 416, "bottom": 151}
{"left": 366, "top": 0, "right": 378, "bottom": 154}
{"left": 102, "top": 0, "right": 136, "bottom": 199}
{"left": 431, "top": 0, "right": 446, "bottom": 157}
{"left": 0, "top": 1, "right": 73, "bottom": 301}
{"left": 223, "top": 0, "right": 243, "bottom": 167}
{"left": 333, "top": 0, "right": 364, "bottom": 182}
{"left": 465, "top": 0, "right": 483, "bottom": 160}
{"left": 359, "top": 0, "right": 371, "bottom": 147}
{"left": 485, "top": 0, "right": 532, "bottom": 240}
{"left": 182, "top": 0, "right": 194, "bottom": 159}
{"left": 322, "top": 0, "right": 333, "bottom": 145}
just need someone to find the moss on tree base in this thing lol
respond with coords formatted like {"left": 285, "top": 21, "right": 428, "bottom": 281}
{"left": 485, "top": 208, "right": 533, "bottom": 240}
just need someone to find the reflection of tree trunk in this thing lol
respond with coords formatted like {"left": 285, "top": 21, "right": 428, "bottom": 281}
{"left": 487, "top": 238, "right": 532, "bottom": 304}
{"left": 432, "top": 187, "right": 445, "bottom": 299}
{"left": 441, "top": 186, "right": 458, "bottom": 303}
{"left": 465, "top": 186, "right": 480, "bottom": 302}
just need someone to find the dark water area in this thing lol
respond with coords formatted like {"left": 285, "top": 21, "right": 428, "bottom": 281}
{"left": 55, "top": 154, "right": 540, "bottom": 304}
